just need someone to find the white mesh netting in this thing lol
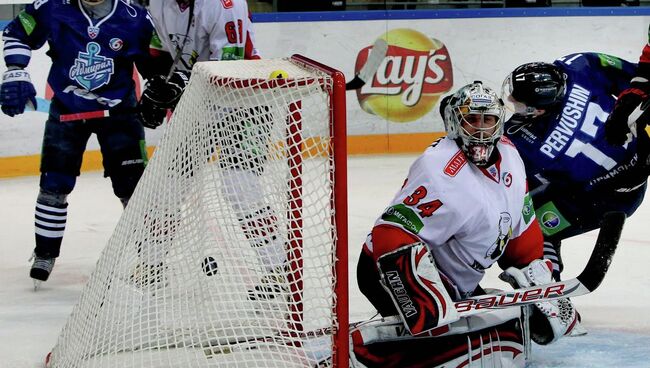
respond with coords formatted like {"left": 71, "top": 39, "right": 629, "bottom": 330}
{"left": 48, "top": 58, "right": 345, "bottom": 368}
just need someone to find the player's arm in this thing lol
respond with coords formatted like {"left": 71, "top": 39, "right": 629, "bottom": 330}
{"left": 1, "top": 3, "right": 49, "bottom": 116}
{"left": 243, "top": 9, "right": 261, "bottom": 60}
{"left": 137, "top": 21, "right": 189, "bottom": 129}
{"left": 606, "top": 27, "right": 650, "bottom": 145}
{"left": 497, "top": 190, "right": 543, "bottom": 270}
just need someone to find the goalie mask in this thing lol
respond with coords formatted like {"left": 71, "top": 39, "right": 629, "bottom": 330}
{"left": 443, "top": 81, "right": 505, "bottom": 166}
{"left": 502, "top": 62, "right": 566, "bottom": 117}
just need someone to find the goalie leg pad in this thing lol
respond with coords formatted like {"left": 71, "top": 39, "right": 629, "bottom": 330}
{"left": 351, "top": 317, "right": 525, "bottom": 368}
{"left": 376, "top": 242, "right": 459, "bottom": 335}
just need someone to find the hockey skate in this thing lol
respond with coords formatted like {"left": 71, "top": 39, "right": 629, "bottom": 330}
{"left": 248, "top": 265, "right": 290, "bottom": 301}
{"left": 29, "top": 253, "right": 55, "bottom": 290}
{"left": 130, "top": 262, "right": 166, "bottom": 289}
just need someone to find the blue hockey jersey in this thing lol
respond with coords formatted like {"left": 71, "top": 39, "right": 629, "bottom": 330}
{"left": 2, "top": 0, "right": 155, "bottom": 113}
{"left": 504, "top": 53, "right": 645, "bottom": 193}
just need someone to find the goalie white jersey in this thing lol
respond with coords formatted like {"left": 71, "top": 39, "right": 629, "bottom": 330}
{"left": 369, "top": 137, "right": 537, "bottom": 296}
{"left": 148, "top": 0, "right": 260, "bottom": 69}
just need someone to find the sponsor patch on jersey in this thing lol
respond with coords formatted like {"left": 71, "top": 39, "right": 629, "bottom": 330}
{"left": 444, "top": 150, "right": 467, "bottom": 177}
{"left": 18, "top": 11, "right": 36, "bottom": 36}
{"left": 522, "top": 192, "right": 534, "bottom": 224}
{"left": 381, "top": 204, "right": 424, "bottom": 234}
{"left": 109, "top": 38, "right": 123, "bottom": 51}
{"left": 535, "top": 201, "right": 571, "bottom": 236}
{"left": 503, "top": 172, "right": 512, "bottom": 187}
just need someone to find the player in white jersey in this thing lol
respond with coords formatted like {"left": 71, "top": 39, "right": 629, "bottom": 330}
{"left": 138, "top": 0, "right": 260, "bottom": 129}
{"left": 132, "top": 0, "right": 286, "bottom": 300}
{"left": 351, "top": 82, "right": 578, "bottom": 367}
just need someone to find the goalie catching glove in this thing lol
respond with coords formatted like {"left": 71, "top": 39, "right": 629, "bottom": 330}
{"left": 137, "top": 70, "right": 189, "bottom": 129}
{"left": 499, "top": 259, "right": 579, "bottom": 345}
{"left": 0, "top": 67, "right": 37, "bottom": 117}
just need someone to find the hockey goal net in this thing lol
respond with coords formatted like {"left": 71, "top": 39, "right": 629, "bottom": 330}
{"left": 47, "top": 55, "right": 348, "bottom": 367}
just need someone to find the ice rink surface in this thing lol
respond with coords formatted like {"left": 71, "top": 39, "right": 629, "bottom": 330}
{"left": 1, "top": 154, "right": 649, "bottom": 367}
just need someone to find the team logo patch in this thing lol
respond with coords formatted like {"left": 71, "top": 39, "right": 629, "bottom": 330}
{"left": 485, "top": 212, "right": 512, "bottom": 260}
{"left": 503, "top": 172, "right": 512, "bottom": 187}
{"left": 87, "top": 26, "right": 99, "bottom": 39}
{"left": 221, "top": 0, "right": 234, "bottom": 8}
{"left": 69, "top": 42, "right": 114, "bottom": 91}
{"left": 535, "top": 201, "right": 571, "bottom": 236}
{"left": 444, "top": 150, "right": 467, "bottom": 177}
{"left": 109, "top": 38, "right": 123, "bottom": 51}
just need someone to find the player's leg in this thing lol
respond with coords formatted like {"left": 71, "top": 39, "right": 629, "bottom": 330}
{"left": 350, "top": 310, "right": 526, "bottom": 368}
{"left": 218, "top": 106, "right": 288, "bottom": 299}
{"left": 359, "top": 229, "right": 460, "bottom": 335}
{"left": 32, "top": 111, "right": 92, "bottom": 284}
{"left": 532, "top": 184, "right": 646, "bottom": 279}
{"left": 95, "top": 115, "right": 147, "bottom": 207}
{"left": 95, "top": 114, "right": 153, "bottom": 284}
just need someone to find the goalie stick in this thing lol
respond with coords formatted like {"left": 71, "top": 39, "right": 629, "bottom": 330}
{"left": 453, "top": 210, "right": 625, "bottom": 318}
{"left": 354, "top": 211, "right": 626, "bottom": 345}
{"left": 345, "top": 38, "right": 388, "bottom": 91}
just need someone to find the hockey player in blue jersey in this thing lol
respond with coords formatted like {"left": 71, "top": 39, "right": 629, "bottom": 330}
{"left": 0, "top": 0, "right": 160, "bottom": 287}
{"left": 501, "top": 53, "right": 649, "bottom": 280}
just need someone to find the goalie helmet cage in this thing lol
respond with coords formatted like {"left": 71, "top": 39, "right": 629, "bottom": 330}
{"left": 47, "top": 55, "right": 349, "bottom": 368}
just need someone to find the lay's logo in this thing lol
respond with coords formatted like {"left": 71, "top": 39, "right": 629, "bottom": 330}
{"left": 355, "top": 28, "right": 453, "bottom": 123}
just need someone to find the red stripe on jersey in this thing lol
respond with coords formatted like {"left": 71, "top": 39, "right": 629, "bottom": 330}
{"left": 639, "top": 44, "right": 650, "bottom": 65}
{"left": 499, "top": 135, "right": 516, "bottom": 147}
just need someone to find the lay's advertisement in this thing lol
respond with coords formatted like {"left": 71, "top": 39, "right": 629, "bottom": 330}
{"left": 354, "top": 29, "right": 453, "bottom": 124}
{"left": 0, "top": 13, "right": 648, "bottom": 176}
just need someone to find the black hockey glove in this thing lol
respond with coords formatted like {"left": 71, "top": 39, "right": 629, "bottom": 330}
{"left": 605, "top": 82, "right": 649, "bottom": 146}
{"left": 0, "top": 67, "right": 37, "bottom": 117}
{"left": 137, "top": 71, "right": 190, "bottom": 129}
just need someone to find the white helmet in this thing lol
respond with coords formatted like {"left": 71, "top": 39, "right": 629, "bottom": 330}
{"left": 443, "top": 81, "right": 505, "bottom": 166}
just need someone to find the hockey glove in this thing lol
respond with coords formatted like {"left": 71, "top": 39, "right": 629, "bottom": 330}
{"left": 141, "top": 71, "right": 189, "bottom": 109}
{"left": 605, "top": 83, "right": 649, "bottom": 146}
{"left": 499, "top": 259, "right": 578, "bottom": 345}
{"left": 137, "top": 96, "right": 168, "bottom": 129}
{"left": 0, "top": 67, "right": 37, "bottom": 117}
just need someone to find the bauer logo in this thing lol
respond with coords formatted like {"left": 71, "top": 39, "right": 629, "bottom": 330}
{"left": 355, "top": 29, "right": 453, "bottom": 123}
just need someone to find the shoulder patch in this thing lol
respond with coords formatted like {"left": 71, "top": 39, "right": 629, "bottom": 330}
{"left": 444, "top": 150, "right": 467, "bottom": 177}
{"left": 221, "top": 0, "right": 234, "bottom": 9}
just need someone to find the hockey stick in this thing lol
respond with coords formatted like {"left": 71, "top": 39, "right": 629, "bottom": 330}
{"left": 345, "top": 38, "right": 388, "bottom": 91}
{"left": 454, "top": 210, "right": 625, "bottom": 318}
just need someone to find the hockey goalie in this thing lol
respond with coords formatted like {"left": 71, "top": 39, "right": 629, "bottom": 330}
{"left": 349, "top": 81, "right": 579, "bottom": 367}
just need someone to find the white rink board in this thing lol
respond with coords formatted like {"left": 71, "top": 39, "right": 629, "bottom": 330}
{"left": 0, "top": 13, "right": 649, "bottom": 158}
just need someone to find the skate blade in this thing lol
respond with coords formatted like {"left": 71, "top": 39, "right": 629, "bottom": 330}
{"left": 33, "top": 279, "right": 43, "bottom": 291}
